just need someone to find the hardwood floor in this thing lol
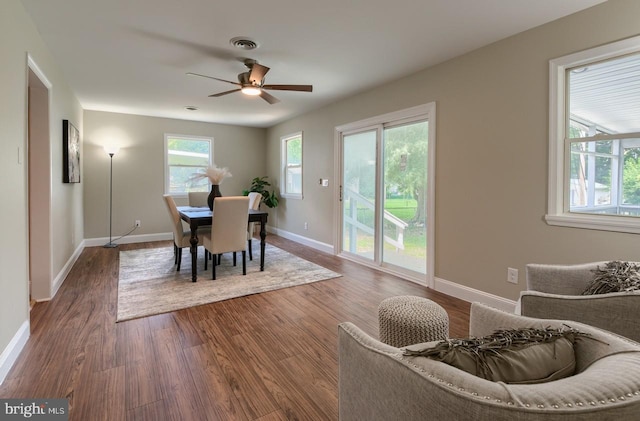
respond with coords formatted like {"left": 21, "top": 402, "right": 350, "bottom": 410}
{"left": 0, "top": 235, "right": 470, "bottom": 420}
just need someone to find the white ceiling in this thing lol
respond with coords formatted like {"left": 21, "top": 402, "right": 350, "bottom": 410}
{"left": 21, "top": 0, "right": 605, "bottom": 128}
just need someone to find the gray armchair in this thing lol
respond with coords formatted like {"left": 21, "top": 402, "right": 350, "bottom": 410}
{"left": 338, "top": 302, "right": 640, "bottom": 421}
{"left": 520, "top": 262, "right": 640, "bottom": 342}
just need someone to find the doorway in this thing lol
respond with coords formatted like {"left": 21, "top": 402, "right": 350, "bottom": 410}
{"left": 27, "top": 57, "right": 53, "bottom": 304}
{"left": 336, "top": 104, "right": 436, "bottom": 286}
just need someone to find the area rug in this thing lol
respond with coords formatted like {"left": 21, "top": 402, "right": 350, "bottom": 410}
{"left": 116, "top": 244, "right": 341, "bottom": 322}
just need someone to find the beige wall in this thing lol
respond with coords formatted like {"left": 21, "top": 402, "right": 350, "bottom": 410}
{"left": 83, "top": 111, "right": 266, "bottom": 239}
{"left": 266, "top": 0, "right": 640, "bottom": 300}
{"left": 1, "top": 0, "right": 83, "bottom": 362}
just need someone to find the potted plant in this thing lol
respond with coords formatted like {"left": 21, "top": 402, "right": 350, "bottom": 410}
{"left": 243, "top": 176, "right": 279, "bottom": 208}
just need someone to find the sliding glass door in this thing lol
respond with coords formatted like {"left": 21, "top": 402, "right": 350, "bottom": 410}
{"left": 341, "top": 129, "right": 379, "bottom": 261}
{"left": 337, "top": 104, "right": 435, "bottom": 284}
{"left": 381, "top": 122, "right": 428, "bottom": 274}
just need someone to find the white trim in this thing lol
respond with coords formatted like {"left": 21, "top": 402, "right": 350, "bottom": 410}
{"left": 163, "top": 133, "right": 213, "bottom": 195}
{"left": 339, "top": 251, "right": 429, "bottom": 287}
{"left": 426, "top": 106, "right": 436, "bottom": 288}
{"left": 84, "top": 225, "right": 517, "bottom": 314}
{"left": 544, "top": 213, "right": 640, "bottom": 234}
{"left": 335, "top": 103, "right": 434, "bottom": 132}
{"left": 274, "top": 226, "right": 517, "bottom": 312}
{"left": 26, "top": 53, "right": 55, "bottom": 305}
{"left": 434, "top": 277, "right": 517, "bottom": 313}
{"left": 268, "top": 227, "right": 334, "bottom": 255}
{"left": 0, "top": 320, "right": 30, "bottom": 386}
{"left": 547, "top": 35, "right": 640, "bottom": 232}
{"left": 46, "top": 240, "right": 86, "bottom": 301}
{"left": 83, "top": 232, "right": 173, "bottom": 247}
{"left": 333, "top": 127, "right": 342, "bottom": 256}
{"left": 280, "top": 131, "right": 303, "bottom": 200}
{"left": 27, "top": 55, "right": 52, "bottom": 89}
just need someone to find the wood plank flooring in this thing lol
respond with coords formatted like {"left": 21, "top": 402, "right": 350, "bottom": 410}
{"left": 0, "top": 235, "right": 470, "bottom": 420}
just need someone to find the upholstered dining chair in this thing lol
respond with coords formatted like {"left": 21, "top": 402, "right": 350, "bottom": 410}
{"left": 163, "top": 194, "right": 206, "bottom": 271}
{"left": 188, "top": 191, "right": 209, "bottom": 208}
{"left": 247, "top": 192, "right": 262, "bottom": 260}
{"left": 202, "top": 196, "right": 250, "bottom": 280}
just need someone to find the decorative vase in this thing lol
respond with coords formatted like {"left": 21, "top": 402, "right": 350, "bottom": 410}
{"left": 207, "top": 184, "right": 222, "bottom": 210}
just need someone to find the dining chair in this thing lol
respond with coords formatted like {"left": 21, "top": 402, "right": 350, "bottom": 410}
{"left": 188, "top": 191, "right": 209, "bottom": 207}
{"left": 163, "top": 194, "right": 206, "bottom": 271}
{"left": 247, "top": 192, "right": 262, "bottom": 260}
{"left": 202, "top": 196, "right": 250, "bottom": 280}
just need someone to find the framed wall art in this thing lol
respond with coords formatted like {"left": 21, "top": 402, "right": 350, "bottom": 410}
{"left": 62, "top": 119, "right": 80, "bottom": 183}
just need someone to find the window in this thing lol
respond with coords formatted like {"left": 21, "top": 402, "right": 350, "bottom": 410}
{"left": 547, "top": 35, "right": 640, "bottom": 233}
{"left": 281, "top": 132, "right": 303, "bottom": 198}
{"left": 164, "top": 134, "right": 212, "bottom": 195}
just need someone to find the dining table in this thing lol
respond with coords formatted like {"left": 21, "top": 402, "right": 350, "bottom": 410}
{"left": 177, "top": 206, "right": 269, "bottom": 282}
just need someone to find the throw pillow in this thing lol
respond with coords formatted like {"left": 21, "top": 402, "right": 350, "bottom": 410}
{"left": 403, "top": 327, "right": 583, "bottom": 384}
{"left": 582, "top": 260, "right": 640, "bottom": 295}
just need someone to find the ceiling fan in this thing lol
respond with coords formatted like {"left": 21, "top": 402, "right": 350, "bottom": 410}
{"left": 187, "top": 59, "right": 313, "bottom": 104}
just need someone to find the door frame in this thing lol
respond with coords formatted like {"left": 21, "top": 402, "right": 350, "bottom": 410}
{"left": 27, "top": 55, "right": 53, "bottom": 302}
{"left": 333, "top": 103, "right": 436, "bottom": 287}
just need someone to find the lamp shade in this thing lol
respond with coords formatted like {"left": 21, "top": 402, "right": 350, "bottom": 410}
{"left": 104, "top": 145, "right": 120, "bottom": 156}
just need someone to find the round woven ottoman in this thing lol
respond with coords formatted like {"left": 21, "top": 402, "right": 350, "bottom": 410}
{"left": 378, "top": 296, "right": 449, "bottom": 347}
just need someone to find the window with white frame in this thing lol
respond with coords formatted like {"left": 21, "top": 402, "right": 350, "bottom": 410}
{"left": 164, "top": 134, "right": 212, "bottom": 195}
{"left": 547, "top": 35, "right": 640, "bottom": 233}
{"left": 281, "top": 132, "right": 303, "bottom": 199}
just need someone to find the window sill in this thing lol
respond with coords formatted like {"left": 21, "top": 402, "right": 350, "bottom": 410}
{"left": 545, "top": 213, "right": 640, "bottom": 234}
{"left": 281, "top": 193, "right": 303, "bottom": 200}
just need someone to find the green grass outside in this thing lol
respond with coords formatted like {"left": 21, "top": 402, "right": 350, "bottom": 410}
{"left": 344, "top": 197, "right": 426, "bottom": 260}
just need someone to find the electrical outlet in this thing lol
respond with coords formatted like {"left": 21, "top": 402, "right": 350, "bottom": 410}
{"left": 507, "top": 267, "right": 518, "bottom": 284}
{"left": 304, "top": 222, "right": 308, "bottom": 230}
{"left": 135, "top": 220, "right": 141, "bottom": 228}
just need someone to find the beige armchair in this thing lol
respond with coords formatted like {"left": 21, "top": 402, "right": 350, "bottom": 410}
{"left": 338, "top": 302, "right": 640, "bottom": 421}
{"left": 202, "top": 196, "right": 250, "bottom": 280}
{"left": 520, "top": 262, "right": 640, "bottom": 342}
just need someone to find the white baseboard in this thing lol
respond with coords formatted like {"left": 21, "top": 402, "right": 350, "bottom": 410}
{"left": 434, "top": 277, "right": 517, "bottom": 313}
{"left": 0, "top": 319, "right": 29, "bottom": 386}
{"left": 84, "top": 232, "right": 172, "bottom": 247}
{"left": 48, "top": 240, "right": 86, "bottom": 300}
{"left": 40, "top": 233, "right": 173, "bottom": 303}
{"left": 272, "top": 228, "right": 517, "bottom": 312}
{"left": 268, "top": 227, "right": 334, "bottom": 254}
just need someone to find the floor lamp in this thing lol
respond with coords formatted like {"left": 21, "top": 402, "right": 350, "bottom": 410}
{"left": 103, "top": 145, "right": 120, "bottom": 248}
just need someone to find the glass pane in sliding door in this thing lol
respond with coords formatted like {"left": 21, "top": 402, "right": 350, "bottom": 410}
{"left": 382, "top": 121, "right": 428, "bottom": 274}
{"left": 342, "top": 130, "right": 377, "bottom": 260}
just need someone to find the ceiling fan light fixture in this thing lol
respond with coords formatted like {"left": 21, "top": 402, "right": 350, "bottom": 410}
{"left": 241, "top": 86, "right": 261, "bottom": 96}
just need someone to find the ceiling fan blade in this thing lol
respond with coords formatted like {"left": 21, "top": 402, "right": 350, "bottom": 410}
{"left": 208, "top": 89, "right": 241, "bottom": 97}
{"left": 187, "top": 72, "right": 240, "bottom": 87}
{"left": 259, "top": 90, "right": 280, "bottom": 104}
{"left": 262, "top": 84, "right": 313, "bottom": 92}
{"left": 249, "top": 63, "right": 270, "bottom": 84}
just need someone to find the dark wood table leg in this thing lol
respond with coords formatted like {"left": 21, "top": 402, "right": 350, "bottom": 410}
{"left": 189, "top": 222, "right": 199, "bottom": 282}
{"left": 259, "top": 217, "right": 266, "bottom": 271}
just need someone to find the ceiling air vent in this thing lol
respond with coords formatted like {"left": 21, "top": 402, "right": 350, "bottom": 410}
{"left": 230, "top": 37, "right": 259, "bottom": 50}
